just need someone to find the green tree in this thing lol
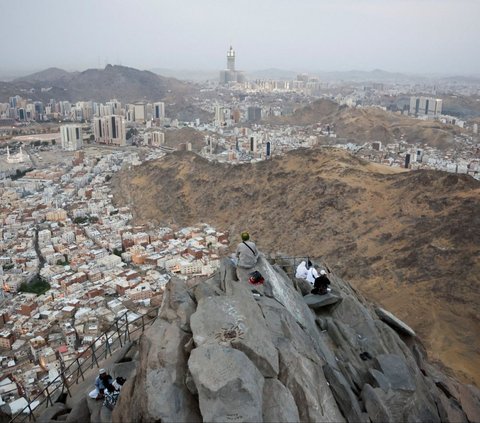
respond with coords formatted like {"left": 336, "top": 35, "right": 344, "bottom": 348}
{"left": 73, "top": 216, "right": 88, "bottom": 224}
{"left": 19, "top": 275, "right": 51, "bottom": 295}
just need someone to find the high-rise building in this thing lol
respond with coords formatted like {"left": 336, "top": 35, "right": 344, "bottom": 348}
{"left": 247, "top": 107, "right": 262, "bottom": 122}
{"left": 106, "top": 99, "right": 121, "bottom": 115}
{"left": 34, "top": 101, "right": 44, "bottom": 117}
{"left": 409, "top": 96, "right": 442, "bottom": 117}
{"left": 219, "top": 46, "right": 245, "bottom": 85}
{"left": 18, "top": 108, "right": 26, "bottom": 121}
{"left": 133, "top": 103, "right": 146, "bottom": 122}
{"left": 153, "top": 102, "right": 165, "bottom": 120}
{"left": 60, "top": 125, "right": 83, "bottom": 151}
{"left": 227, "top": 46, "right": 235, "bottom": 71}
{"left": 214, "top": 105, "right": 231, "bottom": 127}
{"left": 93, "top": 115, "right": 126, "bottom": 146}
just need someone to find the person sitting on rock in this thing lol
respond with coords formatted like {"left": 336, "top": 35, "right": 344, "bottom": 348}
{"left": 306, "top": 265, "right": 319, "bottom": 286}
{"left": 112, "top": 376, "right": 126, "bottom": 391}
{"left": 311, "top": 270, "right": 331, "bottom": 295}
{"left": 235, "top": 231, "right": 259, "bottom": 282}
{"left": 103, "top": 376, "right": 126, "bottom": 410}
{"left": 89, "top": 368, "right": 114, "bottom": 400}
{"left": 295, "top": 260, "right": 309, "bottom": 279}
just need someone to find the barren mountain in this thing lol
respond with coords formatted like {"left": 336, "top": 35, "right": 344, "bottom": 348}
{"left": 112, "top": 148, "right": 480, "bottom": 386}
{"left": 0, "top": 65, "right": 194, "bottom": 104}
{"left": 270, "top": 99, "right": 461, "bottom": 148}
{"left": 14, "top": 67, "right": 77, "bottom": 83}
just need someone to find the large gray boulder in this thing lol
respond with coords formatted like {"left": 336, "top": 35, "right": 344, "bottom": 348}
{"left": 188, "top": 344, "right": 264, "bottom": 423}
{"left": 159, "top": 277, "right": 197, "bottom": 331}
{"left": 361, "top": 383, "right": 393, "bottom": 423}
{"left": 262, "top": 378, "right": 300, "bottom": 423}
{"left": 37, "top": 403, "right": 69, "bottom": 422}
{"left": 375, "top": 307, "right": 416, "bottom": 337}
{"left": 457, "top": 383, "right": 480, "bottom": 423}
{"left": 65, "top": 397, "right": 90, "bottom": 423}
{"left": 112, "top": 280, "right": 201, "bottom": 423}
{"left": 323, "top": 364, "right": 368, "bottom": 423}
{"left": 374, "top": 354, "right": 416, "bottom": 392}
{"left": 293, "top": 277, "right": 312, "bottom": 296}
{"left": 278, "top": 340, "right": 345, "bottom": 423}
{"left": 190, "top": 291, "right": 279, "bottom": 377}
{"left": 304, "top": 292, "right": 342, "bottom": 309}
{"left": 436, "top": 394, "right": 468, "bottom": 423}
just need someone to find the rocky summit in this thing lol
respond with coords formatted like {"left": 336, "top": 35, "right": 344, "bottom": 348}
{"left": 112, "top": 147, "right": 480, "bottom": 386}
{"left": 96, "top": 256, "right": 480, "bottom": 423}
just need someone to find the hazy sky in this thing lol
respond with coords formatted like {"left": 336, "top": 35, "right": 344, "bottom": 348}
{"left": 1, "top": 0, "right": 479, "bottom": 75}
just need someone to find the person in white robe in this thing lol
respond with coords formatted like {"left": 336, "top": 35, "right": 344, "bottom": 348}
{"left": 295, "top": 261, "right": 308, "bottom": 279}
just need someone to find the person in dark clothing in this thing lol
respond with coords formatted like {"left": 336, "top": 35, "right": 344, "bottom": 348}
{"left": 311, "top": 270, "right": 331, "bottom": 295}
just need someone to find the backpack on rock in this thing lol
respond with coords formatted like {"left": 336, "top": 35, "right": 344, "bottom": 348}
{"left": 248, "top": 270, "right": 264, "bottom": 285}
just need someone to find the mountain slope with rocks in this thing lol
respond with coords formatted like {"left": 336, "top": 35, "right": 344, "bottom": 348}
{"left": 111, "top": 147, "right": 480, "bottom": 386}
{"left": 107, "top": 257, "right": 480, "bottom": 423}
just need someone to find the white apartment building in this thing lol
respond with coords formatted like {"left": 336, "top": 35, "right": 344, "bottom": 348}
{"left": 409, "top": 96, "right": 443, "bottom": 117}
{"left": 60, "top": 125, "right": 83, "bottom": 151}
{"left": 93, "top": 115, "right": 126, "bottom": 146}
{"left": 133, "top": 103, "right": 146, "bottom": 123}
{"left": 180, "top": 260, "right": 203, "bottom": 275}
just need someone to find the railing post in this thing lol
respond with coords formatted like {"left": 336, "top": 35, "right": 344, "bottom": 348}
{"left": 125, "top": 318, "right": 130, "bottom": 343}
{"left": 90, "top": 343, "right": 99, "bottom": 369}
{"left": 26, "top": 401, "right": 34, "bottom": 421}
{"left": 45, "top": 386, "right": 53, "bottom": 407}
{"left": 115, "top": 320, "right": 123, "bottom": 348}
{"left": 60, "top": 370, "right": 72, "bottom": 398}
{"left": 76, "top": 358, "right": 85, "bottom": 383}
{"left": 105, "top": 334, "right": 112, "bottom": 358}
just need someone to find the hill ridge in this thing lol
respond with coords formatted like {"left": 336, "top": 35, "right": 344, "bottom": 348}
{"left": 0, "top": 65, "right": 193, "bottom": 103}
{"left": 269, "top": 99, "right": 460, "bottom": 147}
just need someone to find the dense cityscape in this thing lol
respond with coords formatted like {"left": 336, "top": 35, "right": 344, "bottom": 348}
{"left": 0, "top": 44, "right": 479, "bottom": 418}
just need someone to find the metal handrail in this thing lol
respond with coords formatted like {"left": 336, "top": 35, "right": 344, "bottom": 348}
{"left": 10, "top": 307, "right": 160, "bottom": 423}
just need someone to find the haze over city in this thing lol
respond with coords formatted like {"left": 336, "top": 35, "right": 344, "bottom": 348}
{"left": 0, "top": 0, "right": 480, "bottom": 422}
{"left": 2, "top": 0, "right": 480, "bottom": 76}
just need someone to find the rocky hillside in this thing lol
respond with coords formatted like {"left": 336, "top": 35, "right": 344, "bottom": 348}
{"left": 111, "top": 148, "right": 480, "bottom": 386}
{"left": 108, "top": 257, "right": 480, "bottom": 423}
{"left": 269, "top": 99, "right": 461, "bottom": 148}
{"left": 0, "top": 65, "right": 194, "bottom": 104}
{"left": 164, "top": 128, "right": 209, "bottom": 152}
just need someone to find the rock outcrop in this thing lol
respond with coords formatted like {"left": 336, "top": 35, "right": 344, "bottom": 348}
{"left": 111, "top": 256, "right": 480, "bottom": 422}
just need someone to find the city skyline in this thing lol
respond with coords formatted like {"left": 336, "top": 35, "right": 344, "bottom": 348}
{"left": 1, "top": 0, "right": 480, "bottom": 76}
